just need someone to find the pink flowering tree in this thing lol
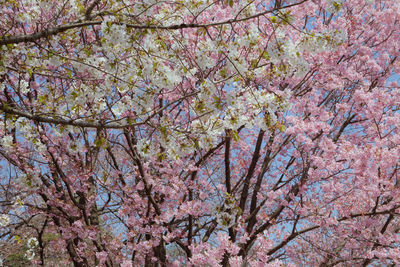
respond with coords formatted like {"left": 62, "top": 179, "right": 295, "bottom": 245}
{"left": 1, "top": 0, "right": 400, "bottom": 266}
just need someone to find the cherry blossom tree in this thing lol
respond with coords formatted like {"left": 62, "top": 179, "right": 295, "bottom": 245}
{"left": 1, "top": 0, "right": 400, "bottom": 266}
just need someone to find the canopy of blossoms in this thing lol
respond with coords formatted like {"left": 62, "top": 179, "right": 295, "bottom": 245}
{"left": 0, "top": 0, "right": 400, "bottom": 266}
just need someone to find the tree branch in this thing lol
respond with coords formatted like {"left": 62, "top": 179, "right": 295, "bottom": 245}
{"left": 0, "top": 0, "right": 309, "bottom": 46}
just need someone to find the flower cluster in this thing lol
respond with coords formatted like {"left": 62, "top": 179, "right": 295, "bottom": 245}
{"left": 215, "top": 193, "right": 242, "bottom": 228}
{"left": 25, "top": 237, "right": 38, "bottom": 261}
{"left": 0, "top": 215, "right": 10, "bottom": 227}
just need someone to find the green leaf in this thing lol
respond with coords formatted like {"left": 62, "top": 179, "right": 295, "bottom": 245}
{"left": 213, "top": 96, "right": 222, "bottom": 110}
{"left": 220, "top": 68, "right": 227, "bottom": 78}
{"left": 265, "top": 114, "right": 272, "bottom": 128}
{"left": 195, "top": 100, "right": 206, "bottom": 112}
{"left": 159, "top": 125, "right": 168, "bottom": 137}
{"left": 232, "top": 131, "right": 239, "bottom": 142}
{"left": 262, "top": 52, "right": 270, "bottom": 60}
{"left": 157, "top": 152, "right": 166, "bottom": 161}
{"left": 95, "top": 137, "right": 107, "bottom": 148}
{"left": 333, "top": 1, "right": 342, "bottom": 11}
{"left": 235, "top": 206, "right": 242, "bottom": 216}
{"left": 14, "top": 235, "right": 22, "bottom": 244}
{"left": 251, "top": 59, "right": 258, "bottom": 69}
{"left": 198, "top": 27, "right": 207, "bottom": 36}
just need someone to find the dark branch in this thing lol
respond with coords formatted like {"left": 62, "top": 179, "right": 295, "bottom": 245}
{"left": 0, "top": 1, "right": 309, "bottom": 46}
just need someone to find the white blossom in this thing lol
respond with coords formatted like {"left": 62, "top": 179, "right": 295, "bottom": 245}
{"left": 0, "top": 214, "right": 10, "bottom": 227}
{"left": 0, "top": 135, "right": 14, "bottom": 152}
{"left": 20, "top": 80, "right": 30, "bottom": 94}
{"left": 326, "top": 0, "right": 343, "bottom": 13}
{"left": 25, "top": 249, "right": 35, "bottom": 261}
{"left": 27, "top": 237, "right": 39, "bottom": 248}
{"left": 112, "top": 101, "right": 125, "bottom": 116}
